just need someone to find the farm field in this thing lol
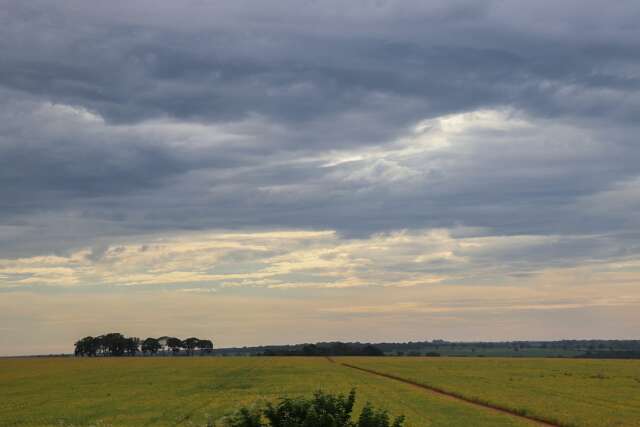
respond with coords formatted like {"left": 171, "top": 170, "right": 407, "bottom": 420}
{"left": 0, "top": 356, "right": 533, "bottom": 427}
{"left": 1, "top": 357, "right": 638, "bottom": 427}
{"left": 340, "top": 356, "right": 640, "bottom": 427}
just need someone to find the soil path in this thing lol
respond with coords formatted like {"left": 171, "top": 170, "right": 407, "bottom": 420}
{"left": 326, "top": 357, "right": 559, "bottom": 427}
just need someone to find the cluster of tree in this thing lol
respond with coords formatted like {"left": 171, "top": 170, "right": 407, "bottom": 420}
{"left": 258, "top": 342, "right": 383, "bottom": 356}
{"left": 147, "top": 336, "right": 214, "bottom": 356}
{"left": 74, "top": 333, "right": 213, "bottom": 357}
{"left": 221, "top": 389, "right": 404, "bottom": 427}
{"left": 74, "top": 333, "right": 140, "bottom": 357}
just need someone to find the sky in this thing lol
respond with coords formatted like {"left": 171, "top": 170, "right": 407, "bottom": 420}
{"left": 1, "top": 0, "right": 640, "bottom": 356}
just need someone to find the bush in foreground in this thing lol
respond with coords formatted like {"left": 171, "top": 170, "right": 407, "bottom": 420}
{"left": 220, "top": 389, "right": 404, "bottom": 427}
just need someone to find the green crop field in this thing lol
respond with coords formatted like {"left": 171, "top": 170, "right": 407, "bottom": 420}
{"left": 0, "top": 356, "right": 638, "bottom": 427}
{"left": 340, "top": 357, "right": 640, "bottom": 427}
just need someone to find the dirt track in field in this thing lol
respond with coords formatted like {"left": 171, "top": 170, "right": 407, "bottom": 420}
{"left": 327, "top": 357, "right": 559, "bottom": 427}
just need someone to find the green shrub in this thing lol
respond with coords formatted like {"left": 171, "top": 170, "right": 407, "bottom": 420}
{"left": 222, "top": 389, "right": 404, "bottom": 427}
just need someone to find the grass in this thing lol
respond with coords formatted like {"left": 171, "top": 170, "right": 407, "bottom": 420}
{"left": 0, "top": 356, "right": 534, "bottom": 427}
{"left": 340, "top": 356, "right": 640, "bottom": 427}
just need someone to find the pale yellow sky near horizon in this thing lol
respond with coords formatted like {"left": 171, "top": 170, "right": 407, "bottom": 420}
{"left": 2, "top": 227, "right": 639, "bottom": 356}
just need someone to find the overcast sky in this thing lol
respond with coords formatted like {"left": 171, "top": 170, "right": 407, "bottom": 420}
{"left": 1, "top": 0, "right": 640, "bottom": 356}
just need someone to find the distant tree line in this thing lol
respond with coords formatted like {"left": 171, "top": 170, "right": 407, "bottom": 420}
{"left": 371, "top": 339, "right": 640, "bottom": 356}
{"left": 74, "top": 337, "right": 640, "bottom": 359}
{"left": 579, "top": 350, "right": 640, "bottom": 359}
{"left": 214, "top": 340, "right": 640, "bottom": 359}
{"left": 259, "top": 342, "right": 384, "bottom": 356}
{"left": 74, "top": 333, "right": 213, "bottom": 357}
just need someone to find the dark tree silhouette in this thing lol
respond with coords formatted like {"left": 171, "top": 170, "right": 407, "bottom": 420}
{"left": 74, "top": 333, "right": 140, "bottom": 357}
{"left": 257, "top": 342, "right": 384, "bottom": 357}
{"left": 198, "top": 339, "right": 214, "bottom": 354}
{"left": 302, "top": 344, "right": 320, "bottom": 355}
{"left": 167, "top": 337, "right": 183, "bottom": 355}
{"left": 74, "top": 334, "right": 214, "bottom": 357}
{"left": 125, "top": 337, "right": 140, "bottom": 356}
{"left": 74, "top": 336, "right": 98, "bottom": 356}
{"left": 183, "top": 337, "right": 200, "bottom": 355}
{"left": 361, "top": 345, "right": 384, "bottom": 356}
{"left": 141, "top": 337, "right": 161, "bottom": 355}
{"left": 102, "top": 333, "right": 127, "bottom": 356}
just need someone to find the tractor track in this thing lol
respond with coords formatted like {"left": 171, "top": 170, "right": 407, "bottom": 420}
{"left": 326, "top": 357, "right": 559, "bottom": 427}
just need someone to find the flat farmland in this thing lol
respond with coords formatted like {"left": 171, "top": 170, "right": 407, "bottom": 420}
{"left": 0, "top": 356, "right": 638, "bottom": 427}
{"left": 0, "top": 357, "right": 532, "bottom": 427}
{"left": 340, "top": 357, "right": 640, "bottom": 427}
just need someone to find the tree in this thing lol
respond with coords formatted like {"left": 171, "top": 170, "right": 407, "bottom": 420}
{"left": 183, "top": 337, "right": 200, "bottom": 356}
{"left": 94, "top": 335, "right": 106, "bottom": 356}
{"left": 74, "top": 333, "right": 216, "bottom": 357}
{"left": 74, "top": 336, "right": 98, "bottom": 357}
{"left": 357, "top": 403, "right": 405, "bottom": 427}
{"left": 361, "top": 345, "right": 383, "bottom": 356}
{"left": 167, "top": 337, "right": 183, "bottom": 355}
{"left": 74, "top": 333, "right": 139, "bottom": 357}
{"left": 302, "top": 344, "right": 320, "bottom": 356}
{"left": 125, "top": 337, "right": 140, "bottom": 356}
{"left": 198, "top": 339, "right": 214, "bottom": 355}
{"left": 102, "top": 333, "right": 127, "bottom": 356}
{"left": 142, "top": 337, "right": 161, "bottom": 355}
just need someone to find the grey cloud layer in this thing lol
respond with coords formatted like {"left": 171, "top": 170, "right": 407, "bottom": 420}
{"left": 4, "top": 0, "right": 640, "bottom": 126}
{"left": 1, "top": 0, "right": 640, "bottom": 267}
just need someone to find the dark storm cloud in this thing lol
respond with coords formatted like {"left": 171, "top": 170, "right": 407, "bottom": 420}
{"left": 1, "top": 0, "right": 640, "bottom": 268}
{"left": 3, "top": 0, "right": 639, "bottom": 128}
